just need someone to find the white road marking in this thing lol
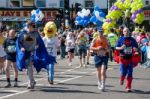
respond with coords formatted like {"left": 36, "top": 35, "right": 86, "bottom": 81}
{"left": 0, "top": 65, "right": 114, "bottom": 99}
{"left": 0, "top": 76, "right": 83, "bottom": 99}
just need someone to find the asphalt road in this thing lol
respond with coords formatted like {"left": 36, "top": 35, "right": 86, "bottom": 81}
{"left": 0, "top": 56, "right": 150, "bottom": 99}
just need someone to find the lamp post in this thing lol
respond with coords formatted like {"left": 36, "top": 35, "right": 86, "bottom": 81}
{"left": 107, "top": 0, "right": 110, "bottom": 13}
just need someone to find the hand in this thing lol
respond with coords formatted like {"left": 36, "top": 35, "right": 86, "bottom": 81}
{"left": 134, "top": 52, "right": 139, "bottom": 55}
{"left": 21, "top": 48, "right": 25, "bottom": 52}
{"left": 36, "top": 45, "right": 39, "bottom": 49}
{"left": 121, "top": 44, "right": 126, "bottom": 50}
{"left": 97, "top": 46, "right": 103, "bottom": 50}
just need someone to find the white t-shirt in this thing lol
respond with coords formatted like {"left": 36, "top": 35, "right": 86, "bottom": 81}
{"left": 66, "top": 36, "right": 75, "bottom": 51}
{"left": 43, "top": 37, "right": 60, "bottom": 57}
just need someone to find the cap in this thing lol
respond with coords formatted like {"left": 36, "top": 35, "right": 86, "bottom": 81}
{"left": 98, "top": 28, "right": 103, "bottom": 32}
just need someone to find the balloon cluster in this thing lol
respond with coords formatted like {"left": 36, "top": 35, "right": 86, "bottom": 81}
{"left": 30, "top": 9, "right": 44, "bottom": 23}
{"left": 131, "top": 0, "right": 144, "bottom": 24}
{"left": 102, "top": 0, "right": 145, "bottom": 34}
{"left": 90, "top": 6, "right": 106, "bottom": 27}
{"left": 102, "top": 3, "right": 122, "bottom": 34}
{"left": 75, "top": 9, "right": 90, "bottom": 26}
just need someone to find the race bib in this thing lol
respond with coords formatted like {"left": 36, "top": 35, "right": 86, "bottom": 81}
{"left": 7, "top": 45, "right": 16, "bottom": 53}
{"left": 47, "top": 46, "right": 53, "bottom": 55}
{"left": 124, "top": 47, "right": 132, "bottom": 55}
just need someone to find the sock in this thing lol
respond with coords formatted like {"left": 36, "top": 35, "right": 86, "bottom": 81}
{"left": 98, "top": 80, "right": 101, "bottom": 86}
{"left": 7, "top": 78, "right": 10, "bottom": 84}
{"left": 15, "top": 78, "right": 18, "bottom": 82}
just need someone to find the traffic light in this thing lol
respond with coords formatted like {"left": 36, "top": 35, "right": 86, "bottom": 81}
{"left": 75, "top": 3, "right": 82, "bottom": 13}
{"left": 64, "top": 0, "right": 70, "bottom": 18}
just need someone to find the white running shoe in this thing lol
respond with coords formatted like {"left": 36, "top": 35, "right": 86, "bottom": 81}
{"left": 68, "top": 62, "right": 72, "bottom": 66}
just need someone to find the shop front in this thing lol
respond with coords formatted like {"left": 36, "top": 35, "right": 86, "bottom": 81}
{"left": 0, "top": 8, "right": 61, "bottom": 31}
{"left": 143, "top": 5, "right": 150, "bottom": 32}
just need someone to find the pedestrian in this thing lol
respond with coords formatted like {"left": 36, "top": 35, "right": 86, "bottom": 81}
{"left": 115, "top": 27, "right": 140, "bottom": 92}
{"left": 43, "top": 21, "right": 60, "bottom": 84}
{"left": 90, "top": 29, "right": 109, "bottom": 91}
{"left": 0, "top": 28, "right": 6, "bottom": 74}
{"left": 59, "top": 35, "right": 66, "bottom": 59}
{"left": 3, "top": 29, "right": 18, "bottom": 87}
{"left": 66, "top": 32, "right": 75, "bottom": 66}
{"left": 76, "top": 31, "right": 87, "bottom": 67}
{"left": 17, "top": 21, "right": 39, "bottom": 89}
{"left": 107, "top": 28, "right": 118, "bottom": 61}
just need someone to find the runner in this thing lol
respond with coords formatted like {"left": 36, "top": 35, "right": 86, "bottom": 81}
{"left": 0, "top": 28, "right": 6, "bottom": 74}
{"left": 43, "top": 21, "right": 60, "bottom": 84}
{"left": 90, "top": 29, "right": 109, "bottom": 91}
{"left": 66, "top": 32, "right": 75, "bottom": 66}
{"left": 76, "top": 31, "right": 87, "bottom": 67}
{"left": 115, "top": 27, "right": 140, "bottom": 92}
{"left": 3, "top": 29, "right": 18, "bottom": 87}
{"left": 17, "top": 21, "right": 39, "bottom": 89}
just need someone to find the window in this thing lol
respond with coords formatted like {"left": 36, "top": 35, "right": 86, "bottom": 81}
{"left": 9, "top": 0, "right": 20, "bottom": 7}
{"left": 36, "top": 0, "right": 46, "bottom": 7}
{"left": 60, "top": 0, "right": 64, "bottom": 8}
{"left": 145, "top": 0, "right": 149, "bottom": 5}
{"left": 85, "top": 0, "right": 94, "bottom": 8}
{"left": 23, "top": 0, "right": 34, "bottom": 7}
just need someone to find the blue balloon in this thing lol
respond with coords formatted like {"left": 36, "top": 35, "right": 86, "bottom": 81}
{"left": 90, "top": 16, "right": 97, "bottom": 22}
{"left": 99, "top": 12, "right": 106, "bottom": 18}
{"left": 31, "top": 15, "right": 36, "bottom": 22}
{"left": 94, "top": 6, "right": 100, "bottom": 11}
{"left": 75, "top": 16, "right": 82, "bottom": 21}
{"left": 36, "top": 9, "right": 40, "bottom": 14}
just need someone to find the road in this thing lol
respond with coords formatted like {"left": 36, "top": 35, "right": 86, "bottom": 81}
{"left": 0, "top": 56, "right": 150, "bottom": 99}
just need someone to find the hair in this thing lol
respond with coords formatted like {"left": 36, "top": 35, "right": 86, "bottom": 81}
{"left": 26, "top": 21, "right": 35, "bottom": 28}
{"left": 110, "top": 28, "right": 114, "bottom": 33}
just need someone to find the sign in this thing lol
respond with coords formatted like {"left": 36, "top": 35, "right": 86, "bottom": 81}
{"left": 144, "top": 10, "right": 150, "bottom": 17}
{"left": 144, "top": 10, "right": 150, "bottom": 20}
{"left": 0, "top": 10, "right": 59, "bottom": 21}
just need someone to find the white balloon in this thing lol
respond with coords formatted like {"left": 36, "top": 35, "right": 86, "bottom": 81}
{"left": 95, "top": 11, "right": 99, "bottom": 18}
{"left": 35, "top": 17, "right": 39, "bottom": 22}
{"left": 86, "top": 9, "right": 90, "bottom": 15}
{"left": 77, "top": 12, "right": 81, "bottom": 16}
{"left": 94, "top": 11, "right": 104, "bottom": 22}
{"left": 82, "top": 9, "right": 86, "bottom": 13}
{"left": 31, "top": 10, "right": 36, "bottom": 15}
{"left": 80, "top": 13, "right": 84, "bottom": 18}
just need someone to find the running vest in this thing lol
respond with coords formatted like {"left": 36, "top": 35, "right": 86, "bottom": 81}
{"left": 93, "top": 37, "right": 108, "bottom": 56}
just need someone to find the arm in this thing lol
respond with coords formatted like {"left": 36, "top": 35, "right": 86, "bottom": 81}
{"left": 115, "top": 37, "right": 125, "bottom": 50}
{"left": 90, "top": 38, "right": 99, "bottom": 51}
{"left": 3, "top": 39, "right": 7, "bottom": 52}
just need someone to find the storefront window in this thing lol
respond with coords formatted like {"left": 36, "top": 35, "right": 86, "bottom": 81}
{"left": 60, "top": 0, "right": 64, "bottom": 8}
{"left": 145, "top": 1, "right": 149, "bottom": 5}
{"left": 23, "top": 0, "right": 34, "bottom": 7}
{"left": 9, "top": 0, "right": 21, "bottom": 7}
{"left": 85, "top": 0, "right": 94, "bottom": 8}
{"left": 36, "top": 0, "right": 46, "bottom": 7}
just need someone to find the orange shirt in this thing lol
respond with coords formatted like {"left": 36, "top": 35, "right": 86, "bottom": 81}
{"left": 93, "top": 37, "right": 109, "bottom": 49}
{"left": 92, "top": 36, "right": 109, "bottom": 56}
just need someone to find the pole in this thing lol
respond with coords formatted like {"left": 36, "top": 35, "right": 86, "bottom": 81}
{"left": 107, "top": 0, "right": 110, "bottom": 13}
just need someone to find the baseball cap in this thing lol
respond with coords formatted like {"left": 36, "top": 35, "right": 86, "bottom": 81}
{"left": 98, "top": 28, "right": 104, "bottom": 32}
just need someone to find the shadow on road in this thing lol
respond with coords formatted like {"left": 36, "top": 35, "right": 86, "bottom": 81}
{"left": 40, "top": 88, "right": 100, "bottom": 94}
{"left": 58, "top": 83, "right": 114, "bottom": 88}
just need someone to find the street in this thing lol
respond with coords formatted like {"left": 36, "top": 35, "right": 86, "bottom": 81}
{"left": 0, "top": 56, "right": 150, "bottom": 99}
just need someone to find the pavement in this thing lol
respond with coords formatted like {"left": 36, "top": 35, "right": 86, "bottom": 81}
{"left": 0, "top": 56, "right": 150, "bottom": 99}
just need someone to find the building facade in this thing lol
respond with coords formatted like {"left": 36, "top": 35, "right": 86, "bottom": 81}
{"left": 0, "top": 0, "right": 149, "bottom": 31}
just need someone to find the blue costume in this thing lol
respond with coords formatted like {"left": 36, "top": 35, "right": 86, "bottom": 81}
{"left": 16, "top": 32, "right": 56, "bottom": 73}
